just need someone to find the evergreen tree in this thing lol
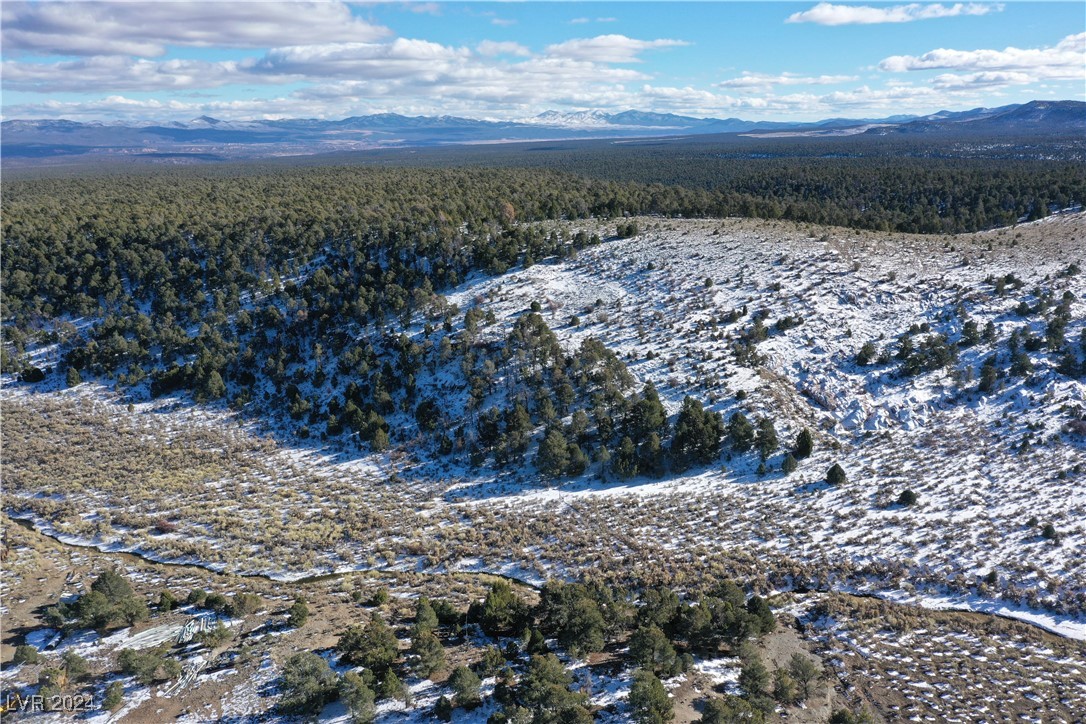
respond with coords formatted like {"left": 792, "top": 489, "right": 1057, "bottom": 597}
{"left": 793, "top": 428, "right": 814, "bottom": 459}
{"left": 826, "top": 463, "right": 848, "bottom": 486}
{"left": 611, "top": 436, "right": 639, "bottom": 479}
{"left": 480, "top": 581, "right": 525, "bottom": 636}
{"left": 287, "top": 598, "right": 309, "bottom": 628}
{"left": 638, "top": 432, "right": 666, "bottom": 477}
{"left": 754, "top": 418, "right": 778, "bottom": 461}
{"left": 727, "top": 411, "right": 755, "bottom": 453}
{"left": 449, "top": 665, "right": 482, "bottom": 708}
{"left": 340, "top": 670, "right": 377, "bottom": 724}
{"left": 566, "top": 443, "right": 589, "bottom": 476}
{"left": 671, "top": 397, "right": 724, "bottom": 470}
{"left": 738, "top": 654, "right": 770, "bottom": 699}
{"left": 412, "top": 630, "right": 446, "bottom": 677}
{"left": 414, "top": 596, "right": 439, "bottom": 636}
{"left": 629, "top": 625, "right": 679, "bottom": 676}
{"left": 781, "top": 453, "right": 798, "bottom": 475}
{"left": 699, "top": 696, "right": 763, "bottom": 723}
{"left": 66, "top": 367, "right": 82, "bottom": 387}
{"left": 978, "top": 357, "right": 1000, "bottom": 393}
{"left": 628, "top": 381, "right": 668, "bottom": 441}
{"left": 773, "top": 669, "right": 798, "bottom": 705}
{"left": 279, "top": 652, "right": 338, "bottom": 715}
{"left": 434, "top": 695, "right": 454, "bottom": 722}
{"left": 379, "top": 670, "right": 408, "bottom": 703}
{"left": 628, "top": 669, "right": 673, "bottom": 723}
{"left": 788, "top": 653, "right": 822, "bottom": 701}
{"left": 337, "top": 616, "right": 399, "bottom": 672}
{"left": 203, "top": 370, "right": 227, "bottom": 400}
{"left": 537, "top": 428, "right": 571, "bottom": 478}
{"left": 517, "top": 654, "right": 592, "bottom": 722}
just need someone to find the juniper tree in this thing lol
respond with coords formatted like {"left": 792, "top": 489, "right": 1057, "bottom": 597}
{"left": 629, "top": 669, "right": 673, "bottom": 723}
{"left": 671, "top": 397, "right": 724, "bottom": 470}
{"left": 793, "top": 428, "right": 814, "bottom": 459}
{"left": 788, "top": 653, "right": 822, "bottom": 701}
{"left": 412, "top": 630, "right": 446, "bottom": 677}
{"left": 537, "top": 428, "right": 571, "bottom": 478}
{"left": 448, "top": 665, "right": 482, "bottom": 708}
{"left": 754, "top": 418, "right": 778, "bottom": 461}
{"left": 340, "top": 670, "right": 376, "bottom": 724}
{"left": 727, "top": 411, "right": 755, "bottom": 453}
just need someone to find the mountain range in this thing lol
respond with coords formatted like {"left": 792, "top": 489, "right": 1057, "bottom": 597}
{"left": 2, "top": 100, "right": 1082, "bottom": 166}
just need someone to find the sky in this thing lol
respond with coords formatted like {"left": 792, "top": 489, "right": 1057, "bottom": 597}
{"left": 2, "top": 1, "right": 1083, "bottom": 123}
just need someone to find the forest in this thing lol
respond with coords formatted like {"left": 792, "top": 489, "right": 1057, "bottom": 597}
{"left": 3, "top": 153, "right": 1084, "bottom": 480}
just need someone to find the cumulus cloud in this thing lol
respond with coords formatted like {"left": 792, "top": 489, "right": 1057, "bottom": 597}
{"left": 0, "top": 1, "right": 389, "bottom": 57}
{"left": 929, "top": 70, "right": 1033, "bottom": 90}
{"left": 786, "top": 2, "right": 1001, "bottom": 26}
{"left": 1, "top": 56, "right": 242, "bottom": 93}
{"left": 715, "top": 72, "right": 858, "bottom": 89}
{"left": 879, "top": 32, "right": 1085, "bottom": 81}
{"left": 475, "top": 40, "right": 531, "bottom": 57}
{"left": 545, "top": 35, "right": 688, "bottom": 63}
{"left": 244, "top": 39, "right": 471, "bottom": 79}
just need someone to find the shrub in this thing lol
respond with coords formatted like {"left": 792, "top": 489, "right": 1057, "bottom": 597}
{"left": 897, "top": 489, "right": 918, "bottom": 506}
{"left": 338, "top": 616, "right": 399, "bottom": 672}
{"left": 826, "top": 463, "right": 847, "bottom": 486}
{"left": 434, "top": 695, "right": 454, "bottom": 722}
{"left": 103, "top": 681, "right": 125, "bottom": 711}
{"left": 13, "top": 644, "right": 39, "bottom": 665}
{"left": 158, "top": 591, "right": 178, "bottom": 612}
{"left": 287, "top": 598, "right": 309, "bottom": 628}
{"left": 118, "top": 648, "right": 181, "bottom": 685}
{"left": 61, "top": 651, "right": 90, "bottom": 681}
{"left": 788, "top": 652, "right": 822, "bottom": 700}
{"left": 278, "top": 652, "right": 338, "bottom": 715}
{"left": 231, "top": 592, "right": 263, "bottom": 617}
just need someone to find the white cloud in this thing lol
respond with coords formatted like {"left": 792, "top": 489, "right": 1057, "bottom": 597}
{"left": 244, "top": 39, "right": 471, "bottom": 80}
{"left": 787, "top": 2, "right": 1001, "bottom": 26}
{"left": 1, "top": 56, "right": 242, "bottom": 93}
{"left": 545, "top": 35, "right": 688, "bottom": 64}
{"left": 715, "top": 72, "right": 859, "bottom": 89}
{"left": 879, "top": 32, "right": 1085, "bottom": 82}
{"left": 930, "top": 70, "right": 1033, "bottom": 90}
{"left": 569, "top": 17, "right": 617, "bottom": 25}
{"left": 1, "top": 1, "right": 390, "bottom": 57}
{"left": 491, "top": 17, "right": 517, "bottom": 27}
{"left": 476, "top": 40, "right": 531, "bottom": 58}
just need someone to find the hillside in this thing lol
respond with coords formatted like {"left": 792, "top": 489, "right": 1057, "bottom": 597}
{"left": 5, "top": 213, "right": 1084, "bottom": 614}
{"left": 2, "top": 172, "right": 1084, "bottom": 721}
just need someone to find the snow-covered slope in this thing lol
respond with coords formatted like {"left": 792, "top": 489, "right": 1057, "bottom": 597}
{"left": 5, "top": 213, "right": 1085, "bottom": 633}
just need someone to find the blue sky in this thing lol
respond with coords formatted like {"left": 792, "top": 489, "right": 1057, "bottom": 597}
{"left": 2, "top": 1, "right": 1083, "bottom": 122}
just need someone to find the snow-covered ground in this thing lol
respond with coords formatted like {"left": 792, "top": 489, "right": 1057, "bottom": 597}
{"left": 5, "top": 214, "right": 1085, "bottom": 640}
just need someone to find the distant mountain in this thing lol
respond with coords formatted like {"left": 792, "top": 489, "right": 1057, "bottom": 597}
{"left": 3, "top": 100, "right": 1081, "bottom": 166}
{"left": 866, "top": 100, "right": 1085, "bottom": 136}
